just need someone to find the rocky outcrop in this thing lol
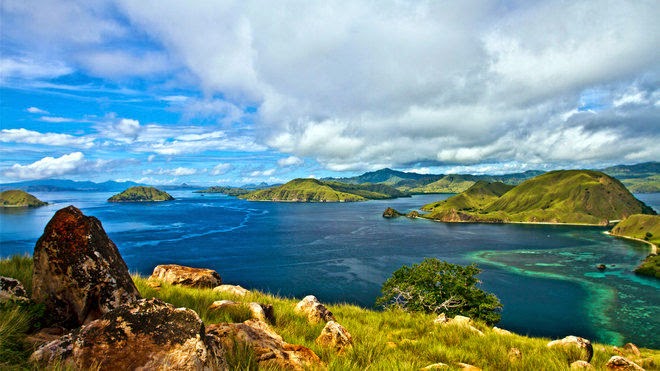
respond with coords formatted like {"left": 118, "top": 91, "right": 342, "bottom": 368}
{"left": 316, "top": 321, "right": 353, "bottom": 352}
{"left": 434, "top": 314, "right": 484, "bottom": 335}
{"left": 508, "top": 347, "right": 522, "bottom": 362}
{"left": 213, "top": 284, "right": 249, "bottom": 297}
{"left": 547, "top": 335, "right": 593, "bottom": 363}
{"left": 382, "top": 207, "right": 404, "bottom": 218}
{"left": 294, "top": 295, "right": 336, "bottom": 323}
{"left": 206, "top": 319, "right": 322, "bottom": 370}
{"left": 605, "top": 356, "right": 644, "bottom": 370}
{"left": 31, "top": 298, "right": 224, "bottom": 370}
{"left": 149, "top": 264, "right": 222, "bottom": 288}
{"left": 492, "top": 326, "right": 512, "bottom": 335}
{"left": 31, "top": 206, "right": 141, "bottom": 328}
{"left": 0, "top": 276, "right": 29, "bottom": 303}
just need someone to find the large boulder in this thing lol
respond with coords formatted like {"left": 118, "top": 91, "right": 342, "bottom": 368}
{"left": 31, "top": 298, "right": 224, "bottom": 370}
{"left": 294, "top": 295, "right": 336, "bottom": 323}
{"left": 206, "top": 319, "right": 322, "bottom": 370}
{"left": 316, "top": 321, "right": 353, "bottom": 352}
{"left": 149, "top": 264, "right": 222, "bottom": 288}
{"left": 547, "top": 335, "right": 593, "bottom": 363}
{"left": 0, "top": 276, "right": 29, "bottom": 303}
{"left": 31, "top": 206, "right": 140, "bottom": 328}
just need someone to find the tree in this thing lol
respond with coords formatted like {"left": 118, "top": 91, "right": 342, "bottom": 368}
{"left": 376, "top": 258, "right": 502, "bottom": 324}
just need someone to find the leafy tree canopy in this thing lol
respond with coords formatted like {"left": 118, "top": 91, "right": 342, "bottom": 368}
{"left": 376, "top": 258, "right": 502, "bottom": 324}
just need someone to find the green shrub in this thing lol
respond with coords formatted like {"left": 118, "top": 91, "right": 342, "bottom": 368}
{"left": 376, "top": 258, "right": 502, "bottom": 324}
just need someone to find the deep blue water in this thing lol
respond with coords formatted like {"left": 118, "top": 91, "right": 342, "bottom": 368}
{"left": 1, "top": 191, "right": 658, "bottom": 347}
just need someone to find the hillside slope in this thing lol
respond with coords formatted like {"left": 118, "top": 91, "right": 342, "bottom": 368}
{"left": 240, "top": 179, "right": 367, "bottom": 202}
{"left": 108, "top": 186, "right": 174, "bottom": 202}
{"left": 422, "top": 170, "right": 656, "bottom": 225}
{"left": 0, "top": 190, "right": 47, "bottom": 207}
{"left": 422, "top": 181, "right": 514, "bottom": 219}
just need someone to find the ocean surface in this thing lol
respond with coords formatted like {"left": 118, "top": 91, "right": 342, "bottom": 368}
{"left": 1, "top": 191, "right": 659, "bottom": 347}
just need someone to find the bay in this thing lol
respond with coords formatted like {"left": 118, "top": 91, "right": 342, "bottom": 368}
{"left": 1, "top": 191, "right": 658, "bottom": 347}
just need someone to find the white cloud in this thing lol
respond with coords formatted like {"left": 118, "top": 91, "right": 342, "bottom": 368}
{"left": 0, "top": 57, "right": 72, "bottom": 82}
{"left": 0, "top": 128, "right": 94, "bottom": 148}
{"left": 210, "top": 163, "right": 232, "bottom": 175}
{"left": 2, "top": 152, "right": 106, "bottom": 180}
{"left": 250, "top": 168, "right": 275, "bottom": 177}
{"left": 77, "top": 50, "right": 172, "bottom": 78}
{"left": 142, "top": 167, "right": 197, "bottom": 176}
{"left": 277, "top": 156, "right": 302, "bottom": 167}
{"left": 39, "top": 116, "right": 75, "bottom": 123}
{"left": 26, "top": 106, "right": 48, "bottom": 114}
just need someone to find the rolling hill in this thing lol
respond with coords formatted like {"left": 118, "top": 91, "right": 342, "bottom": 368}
{"left": 421, "top": 170, "right": 656, "bottom": 225}
{"left": 240, "top": 178, "right": 405, "bottom": 202}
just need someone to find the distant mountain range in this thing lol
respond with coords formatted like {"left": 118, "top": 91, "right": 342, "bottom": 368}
{"left": 326, "top": 162, "right": 659, "bottom": 194}
{"left": 0, "top": 179, "right": 144, "bottom": 192}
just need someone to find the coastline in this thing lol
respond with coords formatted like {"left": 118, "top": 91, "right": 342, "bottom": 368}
{"left": 422, "top": 216, "right": 607, "bottom": 228}
{"left": 605, "top": 231, "right": 658, "bottom": 254}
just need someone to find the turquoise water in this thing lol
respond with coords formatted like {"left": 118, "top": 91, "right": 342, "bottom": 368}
{"left": 1, "top": 191, "right": 658, "bottom": 347}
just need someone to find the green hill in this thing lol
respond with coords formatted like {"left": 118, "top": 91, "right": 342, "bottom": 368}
{"left": 602, "top": 162, "right": 660, "bottom": 193}
{"left": 610, "top": 214, "right": 660, "bottom": 278}
{"left": 194, "top": 186, "right": 251, "bottom": 196}
{"left": 108, "top": 186, "right": 174, "bottom": 202}
{"left": 422, "top": 170, "right": 656, "bottom": 225}
{"left": 0, "top": 190, "right": 47, "bottom": 208}
{"left": 422, "top": 181, "right": 513, "bottom": 218}
{"left": 240, "top": 178, "right": 405, "bottom": 202}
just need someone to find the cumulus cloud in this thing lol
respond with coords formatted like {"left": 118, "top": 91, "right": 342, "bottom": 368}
{"left": 116, "top": 0, "right": 658, "bottom": 171}
{"left": 3, "top": 152, "right": 107, "bottom": 180}
{"left": 277, "top": 156, "right": 303, "bottom": 167}
{"left": 1, "top": 128, "right": 94, "bottom": 148}
{"left": 250, "top": 168, "right": 275, "bottom": 177}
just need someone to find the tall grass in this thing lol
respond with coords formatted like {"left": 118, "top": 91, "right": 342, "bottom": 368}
{"left": 1, "top": 256, "right": 659, "bottom": 370}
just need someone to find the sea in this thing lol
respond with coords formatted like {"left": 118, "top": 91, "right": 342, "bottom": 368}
{"left": 1, "top": 191, "right": 659, "bottom": 348}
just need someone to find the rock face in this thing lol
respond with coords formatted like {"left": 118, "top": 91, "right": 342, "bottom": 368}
{"left": 0, "top": 276, "right": 29, "bottom": 303}
{"left": 383, "top": 207, "right": 403, "bottom": 218}
{"left": 547, "top": 335, "right": 593, "bottom": 363}
{"left": 605, "top": 356, "right": 644, "bottom": 370}
{"left": 294, "top": 295, "right": 336, "bottom": 323}
{"left": 316, "top": 321, "right": 353, "bottom": 352}
{"left": 213, "top": 284, "right": 249, "bottom": 297}
{"left": 149, "top": 264, "right": 222, "bottom": 288}
{"left": 31, "top": 298, "right": 224, "bottom": 370}
{"left": 206, "top": 319, "right": 322, "bottom": 370}
{"left": 31, "top": 206, "right": 141, "bottom": 328}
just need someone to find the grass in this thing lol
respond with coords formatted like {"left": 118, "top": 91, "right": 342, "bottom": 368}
{"left": 0, "top": 190, "right": 47, "bottom": 208}
{"left": 2, "top": 256, "right": 660, "bottom": 370}
{"left": 107, "top": 186, "right": 174, "bottom": 202}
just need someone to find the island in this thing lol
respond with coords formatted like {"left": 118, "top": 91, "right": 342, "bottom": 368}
{"left": 419, "top": 170, "right": 656, "bottom": 225}
{"left": 240, "top": 178, "right": 407, "bottom": 202}
{"left": 610, "top": 214, "right": 660, "bottom": 278}
{"left": 194, "top": 186, "right": 251, "bottom": 197}
{"left": 0, "top": 189, "right": 48, "bottom": 208}
{"left": 107, "top": 186, "right": 174, "bottom": 202}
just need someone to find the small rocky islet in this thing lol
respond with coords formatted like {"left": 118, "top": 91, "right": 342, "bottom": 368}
{"left": 1, "top": 206, "right": 657, "bottom": 369}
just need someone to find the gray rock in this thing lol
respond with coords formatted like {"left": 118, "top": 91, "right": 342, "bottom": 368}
{"left": 0, "top": 276, "right": 29, "bottom": 303}
{"left": 149, "top": 264, "right": 221, "bottom": 288}
{"left": 547, "top": 335, "right": 593, "bottom": 363}
{"left": 294, "top": 295, "right": 335, "bottom": 323}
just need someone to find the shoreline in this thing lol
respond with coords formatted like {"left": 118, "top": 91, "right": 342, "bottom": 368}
{"left": 422, "top": 216, "right": 607, "bottom": 228}
{"left": 605, "top": 231, "right": 658, "bottom": 254}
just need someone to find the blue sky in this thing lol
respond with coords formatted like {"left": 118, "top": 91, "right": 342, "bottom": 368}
{"left": 1, "top": 1, "right": 658, "bottom": 186}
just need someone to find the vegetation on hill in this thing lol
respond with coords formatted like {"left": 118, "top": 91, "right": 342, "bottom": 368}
{"left": 422, "top": 170, "right": 656, "bottom": 225}
{"left": 194, "top": 186, "right": 251, "bottom": 196}
{"left": 602, "top": 162, "right": 660, "bottom": 193}
{"left": 240, "top": 178, "right": 406, "bottom": 202}
{"left": 376, "top": 259, "right": 502, "bottom": 325}
{"left": 2, "top": 256, "right": 658, "bottom": 370}
{"left": 610, "top": 214, "right": 660, "bottom": 278}
{"left": 107, "top": 186, "right": 174, "bottom": 202}
{"left": 0, "top": 190, "right": 47, "bottom": 208}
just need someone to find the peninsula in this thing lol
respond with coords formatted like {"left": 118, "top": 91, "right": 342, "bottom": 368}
{"left": 108, "top": 186, "right": 174, "bottom": 202}
{"left": 0, "top": 190, "right": 47, "bottom": 208}
{"left": 610, "top": 214, "right": 660, "bottom": 278}
{"left": 419, "top": 170, "right": 655, "bottom": 225}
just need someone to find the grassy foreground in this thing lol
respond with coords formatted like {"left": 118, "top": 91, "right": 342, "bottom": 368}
{"left": 1, "top": 255, "right": 659, "bottom": 370}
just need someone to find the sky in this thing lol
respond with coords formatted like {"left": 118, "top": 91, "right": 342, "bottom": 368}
{"left": 1, "top": 0, "right": 658, "bottom": 186}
